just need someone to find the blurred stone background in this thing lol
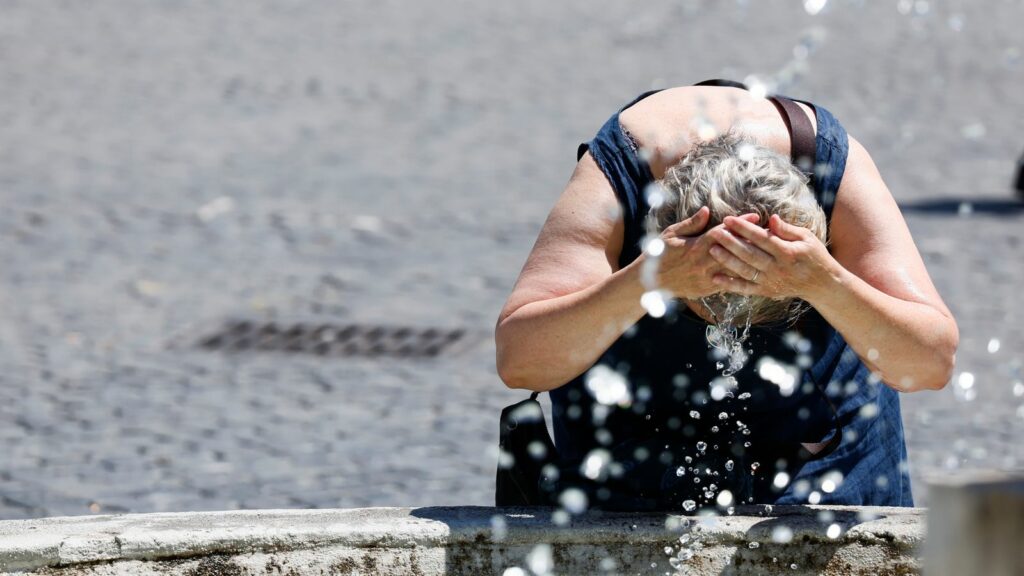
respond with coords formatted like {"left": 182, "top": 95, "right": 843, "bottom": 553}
{"left": 0, "top": 0, "right": 1021, "bottom": 519}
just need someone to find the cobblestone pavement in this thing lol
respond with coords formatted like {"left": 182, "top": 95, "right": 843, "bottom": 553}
{"left": 1, "top": 0, "right": 1022, "bottom": 519}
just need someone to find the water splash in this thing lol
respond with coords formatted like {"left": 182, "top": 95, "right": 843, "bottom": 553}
{"left": 701, "top": 294, "right": 755, "bottom": 377}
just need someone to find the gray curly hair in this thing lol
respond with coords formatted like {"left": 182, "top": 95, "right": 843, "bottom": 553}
{"left": 650, "top": 131, "right": 827, "bottom": 325}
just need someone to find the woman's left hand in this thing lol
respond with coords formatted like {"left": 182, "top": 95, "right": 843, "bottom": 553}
{"left": 706, "top": 213, "right": 840, "bottom": 302}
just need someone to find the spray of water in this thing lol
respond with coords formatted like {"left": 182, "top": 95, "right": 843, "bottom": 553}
{"left": 700, "top": 293, "right": 755, "bottom": 377}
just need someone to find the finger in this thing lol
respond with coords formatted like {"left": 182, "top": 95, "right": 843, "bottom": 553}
{"left": 709, "top": 245, "right": 761, "bottom": 280}
{"left": 723, "top": 215, "right": 786, "bottom": 255}
{"left": 711, "top": 273, "right": 760, "bottom": 295}
{"left": 710, "top": 226, "right": 774, "bottom": 269}
{"left": 768, "top": 214, "right": 807, "bottom": 242}
{"left": 664, "top": 207, "right": 710, "bottom": 237}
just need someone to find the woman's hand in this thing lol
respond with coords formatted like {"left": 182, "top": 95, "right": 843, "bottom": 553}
{"left": 707, "top": 213, "right": 840, "bottom": 301}
{"left": 654, "top": 207, "right": 760, "bottom": 300}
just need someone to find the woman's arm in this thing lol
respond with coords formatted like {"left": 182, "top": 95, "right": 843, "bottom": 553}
{"left": 709, "top": 136, "right": 958, "bottom": 391}
{"left": 495, "top": 153, "right": 642, "bottom": 391}
{"left": 496, "top": 153, "right": 731, "bottom": 391}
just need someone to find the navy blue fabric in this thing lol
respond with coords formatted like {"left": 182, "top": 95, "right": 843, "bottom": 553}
{"left": 554, "top": 86, "right": 913, "bottom": 507}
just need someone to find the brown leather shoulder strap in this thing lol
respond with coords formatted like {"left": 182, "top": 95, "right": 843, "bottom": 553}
{"left": 768, "top": 96, "right": 816, "bottom": 175}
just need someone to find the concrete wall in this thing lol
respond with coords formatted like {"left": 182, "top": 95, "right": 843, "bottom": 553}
{"left": 0, "top": 506, "right": 922, "bottom": 575}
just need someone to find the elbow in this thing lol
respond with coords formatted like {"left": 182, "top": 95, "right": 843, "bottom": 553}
{"left": 496, "top": 349, "right": 528, "bottom": 390}
{"left": 931, "top": 318, "right": 960, "bottom": 390}
{"left": 915, "top": 321, "right": 960, "bottom": 392}
{"left": 495, "top": 322, "right": 536, "bottom": 391}
{"left": 919, "top": 352, "right": 955, "bottom": 391}
{"left": 495, "top": 329, "right": 558, "bottom": 392}
{"left": 888, "top": 319, "right": 958, "bottom": 393}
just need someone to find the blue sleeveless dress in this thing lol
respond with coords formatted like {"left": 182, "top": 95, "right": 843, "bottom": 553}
{"left": 549, "top": 88, "right": 914, "bottom": 507}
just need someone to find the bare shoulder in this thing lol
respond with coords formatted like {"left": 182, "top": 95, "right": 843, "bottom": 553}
{"left": 497, "top": 152, "right": 624, "bottom": 324}
{"left": 829, "top": 136, "right": 952, "bottom": 314}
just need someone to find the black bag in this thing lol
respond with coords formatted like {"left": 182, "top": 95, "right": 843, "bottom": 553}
{"left": 495, "top": 392, "right": 559, "bottom": 506}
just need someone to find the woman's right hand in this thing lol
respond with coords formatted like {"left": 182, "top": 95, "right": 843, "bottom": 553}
{"left": 652, "top": 207, "right": 760, "bottom": 300}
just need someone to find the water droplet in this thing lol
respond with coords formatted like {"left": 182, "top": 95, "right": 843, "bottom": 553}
{"left": 948, "top": 13, "right": 965, "bottom": 31}
{"left": 664, "top": 546, "right": 674, "bottom": 555}
{"left": 644, "top": 236, "right": 666, "bottom": 257}
{"left": 581, "top": 449, "right": 612, "bottom": 481}
{"left": 585, "top": 365, "right": 632, "bottom": 406}
{"left": 738, "top": 392, "right": 751, "bottom": 400}
{"left": 559, "top": 488, "right": 588, "bottom": 514}
{"left": 826, "top": 523, "right": 841, "bottom": 539}
{"left": 743, "top": 75, "right": 770, "bottom": 99}
{"left": 954, "top": 372, "right": 977, "bottom": 402}
{"left": 748, "top": 542, "right": 760, "bottom": 549}
{"left": 773, "top": 472, "right": 790, "bottom": 489}
{"left": 683, "top": 500, "right": 697, "bottom": 512}
{"left": 1013, "top": 381, "right": 1024, "bottom": 397}
{"left": 645, "top": 182, "right": 667, "bottom": 208}
{"left": 987, "top": 338, "right": 1001, "bottom": 354}
{"left": 676, "top": 466, "right": 686, "bottom": 477}
{"left": 551, "top": 509, "right": 570, "bottom": 526}
{"left": 689, "top": 410, "right": 701, "bottom": 420}
{"left": 641, "top": 290, "right": 670, "bottom": 319}
{"left": 696, "top": 441, "right": 707, "bottom": 453}
{"left": 859, "top": 403, "right": 880, "bottom": 418}
{"left": 718, "top": 411, "right": 729, "bottom": 420}
{"left": 808, "top": 491, "right": 822, "bottom": 504}
{"left": 756, "top": 356, "right": 799, "bottom": 396}
{"left": 716, "top": 490, "right": 734, "bottom": 507}
{"left": 750, "top": 462, "right": 760, "bottom": 471}
{"left": 771, "top": 525, "right": 794, "bottom": 543}
{"left": 526, "top": 544, "right": 554, "bottom": 575}
{"left": 803, "top": 0, "right": 827, "bottom": 15}
{"left": 725, "top": 460, "right": 734, "bottom": 471}
{"left": 961, "top": 122, "right": 986, "bottom": 140}
{"left": 490, "top": 515, "right": 508, "bottom": 541}
{"left": 528, "top": 441, "right": 547, "bottom": 460}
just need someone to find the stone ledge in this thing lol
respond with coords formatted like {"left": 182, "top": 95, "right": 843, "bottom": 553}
{"left": 0, "top": 506, "right": 924, "bottom": 575}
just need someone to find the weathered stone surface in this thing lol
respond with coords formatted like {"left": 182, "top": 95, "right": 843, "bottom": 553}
{"left": 0, "top": 506, "right": 923, "bottom": 575}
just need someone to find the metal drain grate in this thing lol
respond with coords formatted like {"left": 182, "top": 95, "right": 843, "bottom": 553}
{"left": 196, "top": 320, "right": 469, "bottom": 358}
